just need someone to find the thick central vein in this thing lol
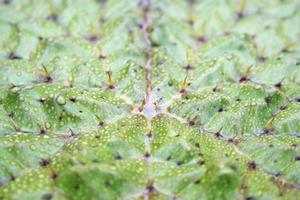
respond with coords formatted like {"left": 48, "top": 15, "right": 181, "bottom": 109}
{"left": 142, "top": 0, "right": 156, "bottom": 119}
{"left": 141, "top": 0, "right": 156, "bottom": 199}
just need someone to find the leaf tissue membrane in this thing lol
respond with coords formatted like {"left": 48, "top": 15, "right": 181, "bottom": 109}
{"left": 0, "top": 0, "right": 300, "bottom": 199}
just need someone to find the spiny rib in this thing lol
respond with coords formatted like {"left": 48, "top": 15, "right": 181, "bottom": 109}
{"left": 142, "top": 0, "right": 155, "bottom": 118}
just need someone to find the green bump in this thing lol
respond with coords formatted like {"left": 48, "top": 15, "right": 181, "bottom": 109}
{"left": 44, "top": 122, "right": 51, "bottom": 129}
{"left": 56, "top": 95, "right": 66, "bottom": 105}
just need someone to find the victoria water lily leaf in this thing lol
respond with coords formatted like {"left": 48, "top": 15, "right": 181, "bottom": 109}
{"left": 236, "top": 135, "right": 300, "bottom": 183}
{"left": 0, "top": 133, "right": 66, "bottom": 182}
{"left": 0, "top": 0, "right": 300, "bottom": 200}
{"left": 0, "top": 84, "right": 132, "bottom": 135}
{"left": 250, "top": 55, "right": 300, "bottom": 85}
{"left": 168, "top": 83, "right": 287, "bottom": 135}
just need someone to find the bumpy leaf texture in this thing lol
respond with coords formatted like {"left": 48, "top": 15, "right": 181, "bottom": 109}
{"left": 0, "top": 0, "right": 300, "bottom": 199}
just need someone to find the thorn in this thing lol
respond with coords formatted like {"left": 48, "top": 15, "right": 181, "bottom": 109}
{"left": 228, "top": 136, "right": 241, "bottom": 145}
{"left": 38, "top": 97, "right": 47, "bottom": 104}
{"left": 146, "top": 131, "right": 152, "bottom": 138}
{"left": 193, "top": 178, "right": 201, "bottom": 184}
{"left": 7, "top": 111, "right": 14, "bottom": 118}
{"left": 176, "top": 160, "right": 183, "bottom": 166}
{"left": 197, "top": 160, "right": 205, "bottom": 166}
{"left": 98, "top": 0, "right": 107, "bottom": 5}
{"left": 138, "top": 99, "right": 146, "bottom": 112}
{"left": 40, "top": 128, "right": 46, "bottom": 135}
{"left": 95, "top": 135, "right": 100, "bottom": 139}
{"left": 291, "top": 144, "right": 298, "bottom": 148}
{"left": 98, "top": 55, "right": 106, "bottom": 60}
{"left": 13, "top": 125, "right": 20, "bottom": 132}
{"left": 106, "top": 71, "right": 115, "bottom": 90}
{"left": 47, "top": 13, "right": 58, "bottom": 21}
{"left": 239, "top": 76, "right": 249, "bottom": 83}
{"left": 236, "top": 11, "right": 244, "bottom": 19}
{"left": 51, "top": 172, "right": 58, "bottom": 180}
{"left": 197, "top": 36, "right": 206, "bottom": 43}
{"left": 212, "top": 86, "right": 219, "bottom": 92}
{"left": 240, "top": 183, "right": 248, "bottom": 190}
{"left": 3, "top": 0, "right": 11, "bottom": 5}
{"left": 237, "top": 0, "right": 246, "bottom": 20}
{"left": 115, "top": 153, "right": 122, "bottom": 160}
{"left": 281, "top": 48, "right": 289, "bottom": 53}
{"left": 95, "top": 115, "right": 105, "bottom": 128}
{"left": 184, "top": 64, "right": 193, "bottom": 71}
{"left": 42, "top": 65, "right": 53, "bottom": 83}
{"left": 42, "top": 193, "right": 53, "bottom": 200}
{"left": 145, "top": 181, "right": 156, "bottom": 194}
{"left": 104, "top": 180, "right": 111, "bottom": 188}
{"left": 262, "top": 127, "right": 273, "bottom": 135}
{"left": 10, "top": 176, "right": 15, "bottom": 181}
{"left": 87, "top": 35, "right": 98, "bottom": 43}
{"left": 274, "top": 78, "right": 285, "bottom": 89}
{"left": 69, "top": 128, "right": 76, "bottom": 137}
{"left": 188, "top": 116, "right": 198, "bottom": 126}
{"left": 280, "top": 44, "right": 294, "bottom": 54}
{"left": 271, "top": 176, "right": 298, "bottom": 195}
{"left": 258, "top": 55, "right": 267, "bottom": 63}
{"left": 98, "top": 120, "right": 104, "bottom": 127}
{"left": 188, "top": 120, "right": 195, "bottom": 126}
{"left": 274, "top": 82, "right": 282, "bottom": 88}
{"left": 39, "top": 158, "right": 51, "bottom": 167}
{"left": 69, "top": 96, "right": 77, "bottom": 103}
{"left": 180, "top": 74, "right": 189, "bottom": 93}
{"left": 8, "top": 52, "right": 21, "bottom": 60}
{"left": 247, "top": 161, "right": 257, "bottom": 170}
{"left": 144, "top": 152, "right": 151, "bottom": 158}
{"left": 214, "top": 128, "right": 223, "bottom": 138}
{"left": 279, "top": 105, "right": 287, "bottom": 111}
{"left": 187, "top": 19, "right": 194, "bottom": 26}
{"left": 264, "top": 96, "right": 271, "bottom": 104}
{"left": 239, "top": 66, "right": 253, "bottom": 83}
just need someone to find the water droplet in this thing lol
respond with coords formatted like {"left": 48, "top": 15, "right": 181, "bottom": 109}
{"left": 11, "top": 87, "right": 20, "bottom": 93}
{"left": 30, "top": 144, "right": 36, "bottom": 151}
{"left": 56, "top": 95, "right": 66, "bottom": 105}
{"left": 45, "top": 122, "right": 51, "bottom": 129}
